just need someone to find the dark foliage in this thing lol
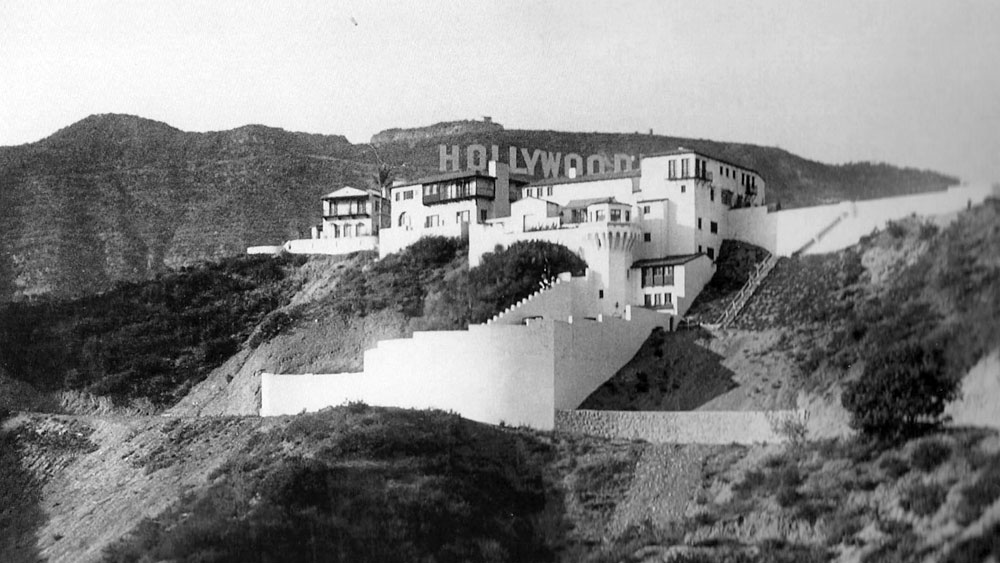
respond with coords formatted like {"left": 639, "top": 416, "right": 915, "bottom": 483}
{"left": 900, "top": 482, "right": 947, "bottom": 517}
{"left": 102, "top": 407, "right": 561, "bottom": 563}
{"left": 910, "top": 439, "right": 952, "bottom": 472}
{"left": 842, "top": 341, "right": 958, "bottom": 440}
{"left": 422, "top": 240, "right": 587, "bottom": 328}
{"left": 0, "top": 255, "right": 303, "bottom": 407}
{"left": 943, "top": 522, "right": 1000, "bottom": 563}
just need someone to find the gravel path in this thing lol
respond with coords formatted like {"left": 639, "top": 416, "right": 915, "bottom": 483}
{"left": 607, "top": 444, "right": 711, "bottom": 537}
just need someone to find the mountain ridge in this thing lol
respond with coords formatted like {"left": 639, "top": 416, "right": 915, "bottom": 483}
{"left": 0, "top": 114, "right": 959, "bottom": 301}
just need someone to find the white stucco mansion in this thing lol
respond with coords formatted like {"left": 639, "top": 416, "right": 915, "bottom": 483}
{"left": 255, "top": 148, "right": 768, "bottom": 325}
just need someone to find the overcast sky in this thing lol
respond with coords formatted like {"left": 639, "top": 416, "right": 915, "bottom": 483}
{"left": 2, "top": 0, "right": 998, "bottom": 182}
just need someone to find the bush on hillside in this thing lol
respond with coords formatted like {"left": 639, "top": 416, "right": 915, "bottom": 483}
{"left": 841, "top": 340, "right": 958, "bottom": 440}
{"left": 0, "top": 255, "right": 303, "bottom": 407}
{"left": 422, "top": 240, "right": 587, "bottom": 328}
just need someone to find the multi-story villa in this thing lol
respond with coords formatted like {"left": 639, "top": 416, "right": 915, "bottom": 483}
{"left": 271, "top": 148, "right": 766, "bottom": 325}
{"left": 283, "top": 186, "right": 389, "bottom": 254}
{"left": 468, "top": 149, "right": 766, "bottom": 325}
{"left": 378, "top": 161, "right": 529, "bottom": 257}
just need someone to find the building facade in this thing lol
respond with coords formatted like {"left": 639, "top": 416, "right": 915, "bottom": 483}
{"left": 469, "top": 149, "right": 766, "bottom": 322}
{"left": 378, "top": 161, "right": 527, "bottom": 257}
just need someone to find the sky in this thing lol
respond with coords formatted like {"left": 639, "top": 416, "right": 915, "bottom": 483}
{"left": 2, "top": 0, "right": 998, "bottom": 183}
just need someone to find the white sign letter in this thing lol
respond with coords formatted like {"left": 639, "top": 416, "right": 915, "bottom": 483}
{"left": 467, "top": 144, "right": 487, "bottom": 171}
{"left": 540, "top": 152, "right": 562, "bottom": 178}
{"left": 439, "top": 145, "right": 460, "bottom": 172}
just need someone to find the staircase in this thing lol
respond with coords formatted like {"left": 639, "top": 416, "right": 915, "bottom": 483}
{"left": 793, "top": 211, "right": 851, "bottom": 256}
{"left": 713, "top": 253, "right": 778, "bottom": 328}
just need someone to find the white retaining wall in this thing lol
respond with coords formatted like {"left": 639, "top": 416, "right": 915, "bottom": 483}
{"left": 728, "top": 184, "right": 993, "bottom": 256}
{"left": 282, "top": 236, "right": 378, "bottom": 255}
{"left": 261, "top": 303, "right": 667, "bottom": 429}
{"left": 488, "top": 271, "right": 603, "bottom": 325}
{"left": 555, "top": 409, "right": 807, "bottom": 444}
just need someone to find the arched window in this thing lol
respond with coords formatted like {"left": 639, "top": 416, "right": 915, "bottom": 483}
{"left": 398, "top": 212, "right": 409, "bottom": 228}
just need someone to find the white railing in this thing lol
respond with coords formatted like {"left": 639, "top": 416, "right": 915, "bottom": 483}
{"left": 714, "top": 253, "right": 778, "bottom": 328}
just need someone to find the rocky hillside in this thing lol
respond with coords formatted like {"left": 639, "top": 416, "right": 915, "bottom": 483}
{"left": 0, "top": 115, "right": 958, "bottom": 302}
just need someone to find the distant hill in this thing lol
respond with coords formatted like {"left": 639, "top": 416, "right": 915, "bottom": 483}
{"left": 0, "top": 114, "right": 958, "bottom": 301}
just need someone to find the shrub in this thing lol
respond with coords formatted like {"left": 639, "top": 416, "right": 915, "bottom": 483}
{"left": 901, "top": 482, "right": 947, "bottom": 517}
{"left": 842, "top": 340, "right": 958, "bottom": 439}
{"left": 878, "top": 455, "right": 910, "bottom": 479}
{"left": 955, "top": 462, "right": 1000, "bottom": 525}
{"left": 909, "top": 439, "right": 951, "bottom": 472}
{"left": 943, "top": 522, "right": 1000, "bottom": 563}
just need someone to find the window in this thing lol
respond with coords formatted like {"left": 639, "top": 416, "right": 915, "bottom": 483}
{"left": 625, "top": 211, "right": 630, "bottom": 222}
{"left": 653, "top": 293, "right": 662, "bottom": 306}
{"left": 598, "top": 290, "right": 604, "bottom": 299}
{"left": 594, "top": 210, "right": 607, "bottom": 221}
{"left": 644, "top": 294, "right": 652, "bottom": 307}
{"left": 710, "top": 221, "right": 718, "bottom": 234}
{"left": 710, "top": 188, "right": 715, "bottom": 202}
{"left": 681, "top": 185, "right": 686, "bottom": 193}
{"left": 395, "top": 192, "right": 400, "bottom": 201}
{"left": 546, "top": 186, "right": 553, "bottom": 197}
{"left": 719, "top": 165, "right": 723, "bottom": 175}
{"left": 456, "top": 210, "right": 470, "bottom": 223}
{"left": 480, "top": 209, "right": 487, "bottom": 222}
{"left": 681, "top": 158, "right": 690, "bottom": 178}
{"left": 664, "top": 292, "right": 673, "bottom": 304}
{"left": 643, "top": 233, "right": 651, "bottom": 242}
{"left": 403, "top": 190, "right": 414, "bottom": 200}
{"left": 643, "top": 205, "right": 651, "bottom": 214}
{"left": 707, "top": 247, "right": 715, "bottom": 260}
{"left": 698, "top": 245, "right": 703, "bottom": 253}
{"left": 425, "top": 215, "right": 439, "bottom": 228}
{"left": 668, "top": 159, "right": 676, "bottom": 179}
{"left": 641, "top": 265, "right": 674, "bottom": 287}
{"left": 610, "top": 209, "right": 621, "bottom": 222}
{"left": 697, "top": 218, "right": 703, "bottom": 229}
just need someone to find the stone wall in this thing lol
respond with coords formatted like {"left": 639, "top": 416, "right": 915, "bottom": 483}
{"left": 555, "top": 409, "right": 807, "bottom": 444}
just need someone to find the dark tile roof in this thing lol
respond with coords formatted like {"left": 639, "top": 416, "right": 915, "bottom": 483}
{"left": 563, "top": 197, "right": 627, "bottom": 209}
{"left": 631, "top": 253, "right": 706, "bottom": 269}
{"left": 390, "top": 169, "right": 493, "bottom": 190}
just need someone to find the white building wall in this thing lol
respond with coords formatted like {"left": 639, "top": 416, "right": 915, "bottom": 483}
{"left": 284, "top": 236, "right": 379, "bottom": 255}
{"left": 261, "top": 304, "right": 668, "bottom": 429}
{"left": 523, "top": 177, "right": 635, "bottom": 207}
{"left": 726, "top": 183, "right": 991, "bottom": 258}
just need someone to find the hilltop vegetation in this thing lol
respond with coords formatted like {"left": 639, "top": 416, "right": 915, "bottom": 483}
{"left": 0, "top": 237, "right": 587, "bottom": 412}
{"left": 0, "top": 114, "right": 958, "bottom": 301}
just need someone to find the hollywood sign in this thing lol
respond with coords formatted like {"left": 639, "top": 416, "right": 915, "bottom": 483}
{"left": 440, "top": 144, "right": 637, "bottom": 178}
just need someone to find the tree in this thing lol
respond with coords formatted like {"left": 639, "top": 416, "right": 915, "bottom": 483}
{"left": 841, "top": 339, "right": 958, "bottom": 440}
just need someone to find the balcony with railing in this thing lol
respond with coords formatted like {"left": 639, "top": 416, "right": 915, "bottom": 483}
{"left": 422, "top": 177, "right": 496, "bottom": 205}
{"left": 323, "top": 198, "right": 375, "bottom": 219}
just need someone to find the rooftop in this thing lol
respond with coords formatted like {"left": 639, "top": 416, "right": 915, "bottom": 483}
{"left": 564, "top": 197, "right": 628, "bottom": 209}
{"left": 640, "top": 148, "right": 762, "bottom": 176}
{"left": 526, "top": 169, "right": 641, "bottom": 187}
{"left": 631, "top": 253, "right": 706, "bottom": 269}
{"left": 322, "top": 186, "right": 381, "bottom": 199}
{"left": 390, "top": 169, "right": 494, "bottom": 190}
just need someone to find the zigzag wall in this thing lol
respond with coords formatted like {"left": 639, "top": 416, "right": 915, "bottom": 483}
{"left": 261, "top": 273, "right": 668, "bottom": 429}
